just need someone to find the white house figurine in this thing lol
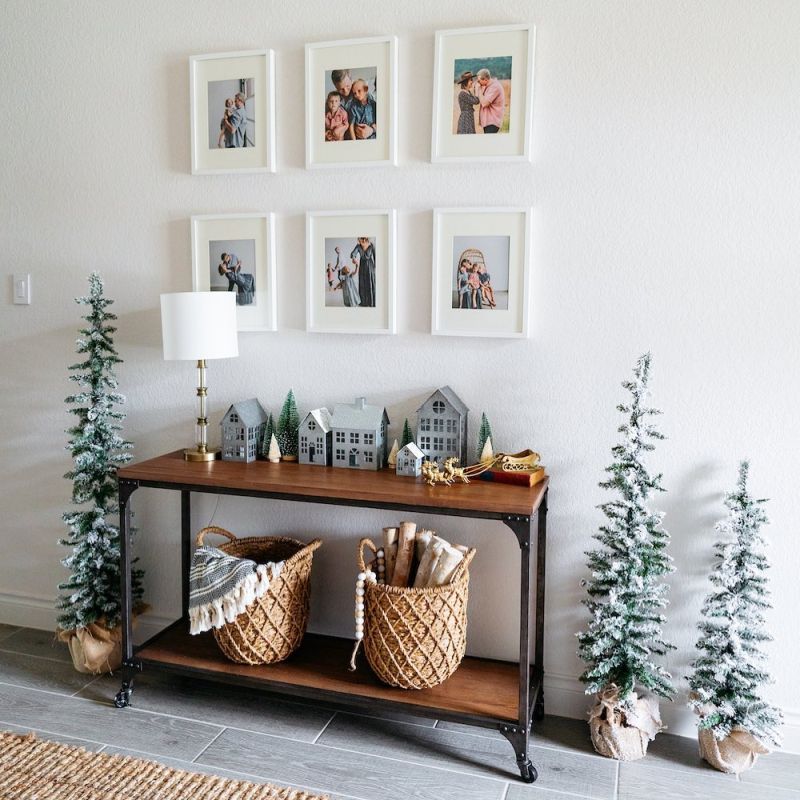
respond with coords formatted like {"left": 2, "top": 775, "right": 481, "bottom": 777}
{"left": 416, "top": 386, "right": 469, "bottom": 465}
{"left": 220, "top": 399, "right": 269, "bottom": 463}
{"left": 299, "top": 408, "right": 333, "bottom": 466}
{"left": 396, "top": 442, "right": 424, "bottom": 477}
{"left": 329, "top": 397, "right": 389, "bottom": 470}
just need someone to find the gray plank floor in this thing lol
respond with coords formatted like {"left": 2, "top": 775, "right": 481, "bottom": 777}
{"left": 0, "top": 626, "right": 797, "bottom": 800}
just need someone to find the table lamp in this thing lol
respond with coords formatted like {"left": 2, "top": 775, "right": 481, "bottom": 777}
{"left": 160, "top": 292, "right": 239, "bottom": 461}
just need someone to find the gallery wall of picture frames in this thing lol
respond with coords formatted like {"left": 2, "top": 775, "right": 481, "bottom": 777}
{"left": 187, "top": 24, "right": 535, "bottom": 338}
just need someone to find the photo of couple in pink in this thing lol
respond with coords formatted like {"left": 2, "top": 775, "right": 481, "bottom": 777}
{"left": 324, "top": 236, "right": 376, "bottom": 308}
{"left": 324, "top": 67, "right": 378, "bottom": 142}
{"left": 452, "top": 56, "right": 512, "bottom": 135}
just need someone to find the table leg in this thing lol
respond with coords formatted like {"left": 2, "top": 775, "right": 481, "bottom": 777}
{"left": 534, "top": 488, "right": 548, "bottom": 721}
{"left": 115, "top": 478, "right": 139, "bottom": 708}
{"left": 181, "top": 490, "right": 191, "bottom": 619}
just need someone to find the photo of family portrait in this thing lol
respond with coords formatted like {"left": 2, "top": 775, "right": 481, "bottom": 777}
{"left": 323, "top": 67, "right": 378, "bottom": 141}
{"left": 323, "top": 236, "right": 377, "bottom": 308}
{"left": 207, "top": 78, "right": 255, "bottom": 148}
{"left": 451, "top": 235, "right": 510, "bottom": 310}
{"left": 452, "top": 56, "right": 511, "bottom": 135}
{"left": 208, "top": 238, "right": 257, "bottom": 306}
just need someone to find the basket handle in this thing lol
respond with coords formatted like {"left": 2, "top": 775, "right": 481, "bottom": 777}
{"left": 357, "top": 537, "right": 378, "bottom": 573}
{"left": 300, "top": 538, "right": 323, "bottom": 556}
{"left": 195, "top": 526, "right": 238, "bottom": 547}
{"left": 449, "top": 547, "right": 477, "bottom": 582}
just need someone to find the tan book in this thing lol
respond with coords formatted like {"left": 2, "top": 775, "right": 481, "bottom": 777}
{"left": 390, "top": 521, "right": 417, "bottom": 587}
{"left": 382, "top": 527, "right": 398, "bottom": 583}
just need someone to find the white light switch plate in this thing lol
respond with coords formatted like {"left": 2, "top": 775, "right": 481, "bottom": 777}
{"left": 13, "top": 273, "right": 31, "bottom": 305}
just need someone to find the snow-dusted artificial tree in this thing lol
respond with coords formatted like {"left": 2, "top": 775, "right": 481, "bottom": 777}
{"left": 57, "top": 274, "right": 144, "bottom": 661}
{"left": 277, "top": 389, "right": 299, "bottom": 459}
{"left": 687, "top": 461, "right": 782, "bottom": 769}
{"left": 476, "top": 412, "right": 492, "bottom": 462}
{"left": 400, "top": 419, "right": 414, "bottom": 449}
{"left": 576, "top": 353, "right": 674, "bottom": 758}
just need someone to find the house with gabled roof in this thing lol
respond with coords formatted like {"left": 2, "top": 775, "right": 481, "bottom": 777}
{"left": 330, "top": 397, "right": 389, "bottom": 471}
{"left": 299, "top": 407, "right": 333, "bottom": 466}
{"left": 416, "top": 386, "right": 469, "bottom": 465}
{"left": 220, "top": 398, "right": 268, "bottom": 463}
{"left": 396, "top": 441, "right": 425, "bottom": 477}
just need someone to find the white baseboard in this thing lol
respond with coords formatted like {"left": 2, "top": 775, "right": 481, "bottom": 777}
{"left": 2, "top": 591, "right": 797, "bottom": 753}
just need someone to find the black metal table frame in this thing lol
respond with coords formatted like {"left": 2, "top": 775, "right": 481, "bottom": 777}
{"left": 115, "top": 477, "right": 548, "bottom": 783}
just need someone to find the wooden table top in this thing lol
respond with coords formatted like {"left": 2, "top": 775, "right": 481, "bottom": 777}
{"left": 119, "top": 451, "right": 548, "bottom": 519}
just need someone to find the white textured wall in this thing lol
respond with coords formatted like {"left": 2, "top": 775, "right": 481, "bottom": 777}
{"left": 1, "top": 0, "right": 798, "bottom": 748}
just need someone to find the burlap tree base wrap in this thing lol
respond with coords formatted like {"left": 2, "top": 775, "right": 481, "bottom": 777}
{"left": 588, "top": 687, "right": 663, "bottom": 761}
{"left": 698, "top": 727, "right": 770, "bottom": 774}
{"left": 58, "top": 622, "right": 122, "bottom": 675}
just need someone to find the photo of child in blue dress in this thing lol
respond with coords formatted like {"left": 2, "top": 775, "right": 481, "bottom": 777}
{"left": 324, "top": 67, "right": 378, "bottom": 141}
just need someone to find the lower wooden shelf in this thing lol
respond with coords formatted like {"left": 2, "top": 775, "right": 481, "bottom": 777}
{"left": 135, "top": 623, "right": 521, "bottom": 726}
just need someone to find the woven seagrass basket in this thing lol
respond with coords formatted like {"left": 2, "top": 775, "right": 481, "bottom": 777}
{"left": 196, "top": 527, "right": 321, "bottom": 665}
{"left": 356, "top": 537, "right": 475, "bottom": 689}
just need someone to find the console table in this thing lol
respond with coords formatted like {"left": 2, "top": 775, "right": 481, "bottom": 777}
{"left": 115, "top": 451, "right": 549, "bottom": 783}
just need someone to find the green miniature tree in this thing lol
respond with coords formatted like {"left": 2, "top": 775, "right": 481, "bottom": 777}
{"left": 687, "top": 462, "right": 782, "bottom": 747}
{"left": 57, "top": 273, "right": 144, "bottom": 632}
{"left": 476, "top": 412, "right": 493, "bottom": 461}
{"left": 259, "top": 412, "right": 275, "bottom": 459}
{"left": 577, "top": 353, "right": 675, "bottom": 708}
{"left": 277, "top": 389, "right": 300, "bottom": 459}
{"left": 400, "top": 418, "right": 414, "bottom": 448}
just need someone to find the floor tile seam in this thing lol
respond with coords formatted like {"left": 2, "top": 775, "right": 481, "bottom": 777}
{"left": 71, "top": 674, "right": 105, "bottom": 697}
{"left": 191, "top": 725, "right": 229, "bottom": 763}
{"left": 614, "top": 759, "right": 619, "bottom": 800}
{"left": 0, "top": 645, "right": 72, "bottom": 665}
{"left": 310, "top": 712, "right": 337, "bottom": 744}
{"left": 328, "top": 707, "right": 441, "bottom": 730}
{"left": 0, "top": 678, "right": 95, "bottom": 701}
{"left": 0, "top": 718, "right": 109, "bottom": 750}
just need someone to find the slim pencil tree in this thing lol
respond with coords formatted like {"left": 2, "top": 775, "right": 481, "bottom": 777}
{"left": 277, "top": 389, "right": 300, "bottom": 459}
{"left": 57, "top": 273, "right": 144, "bottom": 633}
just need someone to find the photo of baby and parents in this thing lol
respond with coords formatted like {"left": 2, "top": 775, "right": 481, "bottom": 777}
{"left": 209, "top": 239, "right": 256, "bottom": 306}
{"left": 323, "top": 67, "right": 378, "bottom": 141}
{"left": 452, "top": 56, "right": 512, "bottom": 135}
{"left": 324, "top": 237, "right": 376, "bottom": 308}
{"left": 452, "top": 236, "right": 510, "bottom": 310}
{"left": 207, "top": 78, "right": 255, "bottom": 148}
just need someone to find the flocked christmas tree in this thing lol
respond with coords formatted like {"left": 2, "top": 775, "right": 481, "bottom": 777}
{"left": 57, "top": 273, "right": 144, "bottom": 632}
{"left": 577, "top": 353, "right": 675, "bottom": 707}
{"left": 687, "top": 461, "right": 782, "bottom": 746}
{"left": 476, "top": 412, "right": 493, "bottom": 462}
{"left": 400, "top": 418, "right": 414, "bottom": 449}
{"left": 276, "top": 389, "right": 300, "bottom": 459}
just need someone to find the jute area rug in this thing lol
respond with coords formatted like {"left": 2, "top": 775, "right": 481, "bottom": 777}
{"left": 0, "top": 732, "right": 328, "bottom": 799}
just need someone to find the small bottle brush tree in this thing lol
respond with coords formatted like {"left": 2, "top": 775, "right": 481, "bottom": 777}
{"left": 57, "top": 273, "right": 144, "bottom": 671}
{"left": 259, "top": 412, "right": 275, "bottom": 459}
{"left": 400, "top": 418, "right": 414, "bottom": 449}
{"left": 277, "top": 389, "right": 300, "bottom": 460}
{"left": 577, "top": 353, "right": 674, "bottom": 759}
{"left": 476, "top": 412, "right": 493, "bottom": 462}
{"left": 687, "top": 462, "right": 782, "bottom": 772}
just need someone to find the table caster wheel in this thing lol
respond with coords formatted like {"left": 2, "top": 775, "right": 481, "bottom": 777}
{"left": 519, "top": 759, "right": 538, "bottom": 783}
{"left": 113, "top": 681, "right": 133, "bottom": 708}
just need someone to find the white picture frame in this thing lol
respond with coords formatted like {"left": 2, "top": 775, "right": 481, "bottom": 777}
{"left": 432, "top": 207, "right": 531, "bottom": 338}
{"left": 305, "top": 36, "right": 398, "bottom": 169}
{"left": 431, "top": 24, "right": 535, "bottom": 163}
{"left": 191, "top": 213, "right": 277, "bottom": 332}
{"left": 190, "top": 50, "right": 276, "bottom": 174}
{"left": 306, "top": 210, "right": 397, "bottom": 334}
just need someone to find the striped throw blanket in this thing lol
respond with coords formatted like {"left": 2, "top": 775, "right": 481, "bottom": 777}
{"left": 189, "top": 546, "right": 283, "bottom": 635}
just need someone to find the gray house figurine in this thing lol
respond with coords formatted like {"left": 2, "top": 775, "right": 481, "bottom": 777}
{"left": 299, "top": 408, "right": 333, "bottom": 466}
{"left": 220, "top": 398, "right": 268, "bottom": 463}
{"left": 396, "top": 442, "right": 425, "bottom": 477}
{"left": 330, "top": 397, "right": 389, "bottom": 470}
{"left": 416, "top": 386, "right": 469, "bottom": 465}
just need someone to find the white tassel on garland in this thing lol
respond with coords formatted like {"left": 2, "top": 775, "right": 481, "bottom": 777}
{"left": 189, "top": 546, "right": 283, "bottom": 635}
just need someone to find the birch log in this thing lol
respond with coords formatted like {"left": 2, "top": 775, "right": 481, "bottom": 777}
{"left": 382, "top": 527, "right": 398, "bottom": 584}
{"left": 391, "top": 521, "right": 417, "bottom": 587}
{"left": 427, "top": 544, "right": 464, "bottom": 587}
{"left": 415, "top": 529, "right": 433, "bottom": 562}
{"left": 413, "top": 537, "right": 447, "bottom": 588}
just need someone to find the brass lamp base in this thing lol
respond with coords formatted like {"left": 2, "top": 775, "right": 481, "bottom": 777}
{"left": 184, "top": 447, "right": 220, "bottom": 462}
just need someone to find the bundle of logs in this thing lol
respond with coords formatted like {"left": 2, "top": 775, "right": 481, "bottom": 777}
{"left": 380, "top": 520, "right": 469, "bottom": 588}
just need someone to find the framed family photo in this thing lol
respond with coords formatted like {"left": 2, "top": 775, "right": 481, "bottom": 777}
{"left": 191, "top": 213, "right": 277, "bottom": 332}
{"left": 190, "top": 50, "right": 276, "bottom": 174}
{"left": 431, "top": 25, "right": 535, "bottom": 163}
{"left": 305, "top": 36, "right": 398, "bottom": 169}
{"left": 432, "top": 208, "right": 531, "bottom": 338}
{"left": 306, "top": 210, "right": 396, "bottom": 334}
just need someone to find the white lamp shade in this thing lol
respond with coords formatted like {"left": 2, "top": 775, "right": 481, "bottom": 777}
{"left": 160, "top": 292, "right": 239, "bottom": 361}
